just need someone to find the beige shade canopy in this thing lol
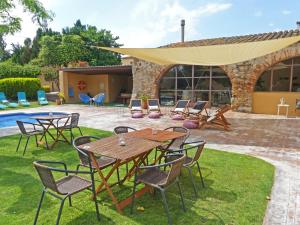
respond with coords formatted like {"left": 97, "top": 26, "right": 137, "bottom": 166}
{"left": 98, "top": 36, "right": 300, "bottom": 66}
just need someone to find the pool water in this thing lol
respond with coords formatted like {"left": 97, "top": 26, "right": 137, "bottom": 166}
{"left": 0, "top": 112, "right": 68, "bottom": 128}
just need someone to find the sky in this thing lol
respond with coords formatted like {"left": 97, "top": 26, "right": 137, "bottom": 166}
{"left": 4, "top": 0, "right": 300, "bottom": 48}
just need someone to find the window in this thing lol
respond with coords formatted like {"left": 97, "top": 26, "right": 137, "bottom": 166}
{"left": 159, "top": 65, "right": 231, "bottom": 106}
{"left": 255, "top": 57, "right": 300, "bottom": 92}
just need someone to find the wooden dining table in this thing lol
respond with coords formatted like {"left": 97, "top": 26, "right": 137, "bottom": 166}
{"left": 78, "top": 128, "right": 186, "bottom": 213}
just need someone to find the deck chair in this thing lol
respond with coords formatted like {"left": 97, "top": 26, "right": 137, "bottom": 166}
{"left": 17, "top": 92, "right": 31, "bottom": 106}
{"left": 0, "top": 92, "right": 18, "bottom": 107}
{"left": 199, "top": 104, "right": 231, "bottom": 131}
{"left": 79, "top": 93, "right": 91, "bottom": 104}
{"left": 93, "top": 93, "right": 105, "bottom": 106}
{"left": 147, "top": 99, "right": 161, "bottom": 114}
{"left": 129, "top": 99, "right": 143, "bottom": 114}
{"left": 37, "top": 90, "right": 49, "bottom": 105}
{"left": 170, "top": 100, "right": 190, "bottom": 116}
{"left": 186, "top": 101, "right": 208, "bottom": 118}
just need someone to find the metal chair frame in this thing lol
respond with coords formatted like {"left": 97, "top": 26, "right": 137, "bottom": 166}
{"left": 57, "top": 113, "right": 83, "bottom": 143}
{"left": 33, "top": 160, "right": 100, "bottom": 225}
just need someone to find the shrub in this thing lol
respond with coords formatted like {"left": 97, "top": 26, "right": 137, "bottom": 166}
{"left": 0, "top": 78, "right": 41, "bottom": 100}
{"left": 42, "top": 85, "right": 51, "bottom": 93}
{"left": 0, "top": 61, "right": 41, "bottom": 79}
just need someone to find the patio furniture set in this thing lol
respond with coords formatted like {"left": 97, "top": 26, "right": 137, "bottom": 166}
{"left": 129, "top": 98, "right": 232, "bottom": 131}
{"left": 79, "top": 93, "right": 105, "bottom": 106}
{"left": 0, "top": 90, "right": 48, "bottom": 109}
{"left": 19, "top": 112, "right": 206, "bottom": 225}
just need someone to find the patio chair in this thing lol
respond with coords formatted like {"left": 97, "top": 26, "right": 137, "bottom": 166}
{"left": 186, "top": 101, "right": 208, "bottom": 118}
{"left": 129, "top": 99, "right": 143, "bottom": 114}
{"left": 37, "top": 90, "right": 49, "bottom": 105}
{"left": 0, "top": 92, "right": 19, "bottom": 108}
{"left": 155, "top": 126, "right": 190, "bottom": 161}
{"left": 0, "top": 92, "right": 9, "bottom": 104}
{"left": 147, "top": 99, "right": 161, "bottom": 114}
{"left": 93, "top": 93, "right": 105, "bottom": 106}
{"left": 170, "top": 100, "right": 190, "bottom": 116}
{"left": 296, "top": 99, "right": 300, "bottom": 113}
{"left": 73, "top": 136, "right": 120, "bottom": 182}
{"left": 33, "top": 160, "right": 100, "bottom": 225}
{"left": 199, "top": 104, "right": 231, "bottom": 131}
{"left": 57, "top": 113, "right": 83, "bottom": 143}
{"left": 0, "top": 103, "right": 7, "bottom": 110}
{"left": 79, "top": 93, "right": 91, "bottom": 104}
{"left": 164, "top": 140, "right": 206, "bottom": 197}
{"left": 131, "top": 154, "right": 186, "bottom": 225}
{"left": 17, "top": 92, "right": 31, "bottom": 106}
{"left": 114, "top": 126, "right": 137, "bottom": 172}
{"left": 16, "top": 120, "right": 48, "bottom": 155}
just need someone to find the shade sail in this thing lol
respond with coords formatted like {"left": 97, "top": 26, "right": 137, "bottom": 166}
{"left": 99, "top": 36, "right": 300, "bottom": 66}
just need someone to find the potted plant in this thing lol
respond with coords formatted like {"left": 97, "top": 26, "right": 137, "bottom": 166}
{"left": 57, "top": 92, "right": 65, "bottom": 105}
{"left": 140, "top": 94, "right": 149, "bottom": 109}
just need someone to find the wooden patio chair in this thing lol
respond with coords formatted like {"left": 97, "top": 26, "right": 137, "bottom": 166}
{"left": 16, "top": 120, "right": 48, "bottom": 155}
{"left": 147, "top": 99, "right": 161, "bottom": 114}
{"left": 73, "top": 136, "right": 120, "bottom": 182}
{"left": 33, "top": 160, "right": 100, "bottom": 225}
{"left": 170, "top": 100, "right": 190, "bottom": 116}
{"left": 129, "top": 99, "right": 143, "bottom": 114}
{"left": 185, "top": 101, "right": 208, "bottom": 118}
{"left": 164, "top": 140, "right": 206, "bottom": 197}
{"left": 131, "top": 154, "right": 186, "bottom": 225}
{"left": 199, "top": 104, "right": 231, "bottom": 131}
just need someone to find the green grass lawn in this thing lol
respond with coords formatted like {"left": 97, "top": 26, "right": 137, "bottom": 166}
{"left": 0, "top": 101, "right": 54, "bottom": 111}
{"left": 0, "top": 127, "right": 274, "bottom": 225}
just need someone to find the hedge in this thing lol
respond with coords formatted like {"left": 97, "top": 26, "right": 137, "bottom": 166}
{"left": 0, "top": 62, "right": 41, "bottom": 79}
{"left": 0, "top": 78, "right": 41, "bottom": 100}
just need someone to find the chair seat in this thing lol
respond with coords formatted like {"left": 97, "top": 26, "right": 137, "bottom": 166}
{"left": 26, "top": 130, "right": 44, "bottom": 136}
{"left": 183, "top": 156, "right": 193, "bottom": 166}
{"left": 137, "top": 168, "right": 168, "bottom": 187}
{"left": 56, "top": 175, "right": 92, "bottom": 195}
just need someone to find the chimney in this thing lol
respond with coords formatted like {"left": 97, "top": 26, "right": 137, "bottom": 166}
{"left": 297, "top": 21, "right": 300, "bottom": 30}
{"left": 181, "top": 19, "right": 185, "bottom": 42}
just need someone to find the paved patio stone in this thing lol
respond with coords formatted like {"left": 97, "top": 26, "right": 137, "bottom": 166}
{"left": 0, "top": 104, "right": 299, "bottom": 225}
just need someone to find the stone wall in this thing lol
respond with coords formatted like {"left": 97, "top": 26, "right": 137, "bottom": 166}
{"left": 131, "top": 42, "right": 300, "bottom": 112}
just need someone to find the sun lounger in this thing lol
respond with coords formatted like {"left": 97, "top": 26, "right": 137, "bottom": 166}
{"left": 170, "top": 100, "right": 190, "bottom": 116}
{"left": 17, "top": 92, "right": 30, "bottom": 106}
{"left": 8, "top": 102, "right": 18, "bottom": 108}
{"left": 93, "top": 93, "right": 105, "bottom": 106}
{"left": 199, "top": 104, "right": 231, "bottom": 131}
{"left": 37, "top": 90, "right": 49, "bottom": 105}
{"left": 0, "top": 92, "right": 9, "bottom": 104}
{"left": 186, "top": 101, "right": 208, "bottom": 118}
{"left": 129, "top": 99, "right": 143, "bottom": 114}
{"left": 79, "top": 93, "right": 91, "bottom": 104}
{"left": 147, "top": 99, "right": 161, "bottom": 114}
{"left": 0, "top": 104, "right": 7, "bottom": 110}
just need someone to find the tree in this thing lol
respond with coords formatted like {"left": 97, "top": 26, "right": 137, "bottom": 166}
{"left": 0, "top": 35, "right": 10, "bottom": 61}
{"left": 0, "top": 0, "right": 53, "bottom": 35}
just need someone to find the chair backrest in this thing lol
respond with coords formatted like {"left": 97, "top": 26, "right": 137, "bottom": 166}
{"left": 73, "top": 136, "right": 99, "bottom": 167}
{"left": 193, "top": 101, "right": 208, "bottom": 111}
{"left": 0, "top": 92, "right": 6, "bottom": 101}
{"left": 17, "top": 92, "right": 26, "bottom": 101}
{"left": 70, "top": 113, "right": 80, "bottom": 127}
{"left": 130, "top": 99, "right": 141, "bottom": 108}
{"left": 37, "top": 90, "right": 46, "bottom": 99}
{"left": 175, "top": 100, "right": 189, "bottom": 109}
{"left": 33, "top": 161, "right": 59, "bottom": 193}
{"left": 164, "top": 126, "right": 190, "bottom": 149}
{"left": 79, "top": 93, "right": 90, "bottom": 103}
{"left": 94, "top": 93, "right": 105, "bottom": 103}
{"left": 185, "top": 141, "right": 205, "bottom": 165}
{"left": 148, "top": 99, "right": 159, "bottom": 107}
{"left": 114, "top": 126, "right": 136, "bottom": 134}
{"left": 164, "top": 155, "right": 186, "bottom": 186}
{"left": 16, "top": 120, "right": 27, "bottom": 135}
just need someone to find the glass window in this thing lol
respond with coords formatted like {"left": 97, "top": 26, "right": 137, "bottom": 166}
{"left": 160, "top": 77, "right": 175, "bottom": 90}
{"left": 272, "top": 67, "right": 291, "bottom": 92}
{"left": 255, "top": 70, "right": 271, "bottom": 91}
{"left": 293, "top": 57, "right": 300, "bottom": 65}
{"left": 292, "top": 66, "right": 300, "bottom": 92}
{"left": 177, "top": 65, "right": 192, "bottom": 77}
{"left": 177, "top": 78, "right": 192, "bottom": 90}
{"left": 160, "top": 91, "right": 175, "bottom": 106}
{"left": 194, "top": 66, "right": 210, "bottom": 77}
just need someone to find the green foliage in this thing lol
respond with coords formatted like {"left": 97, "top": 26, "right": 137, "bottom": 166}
{"left": 42, "top": 85, "right": 50, "bottom": 92}
{"left": 41, "top": 66, "right": 58, "bottom": 81}
{"left": 0, "top": 61, "right": 40, "bottom": 78}
{"left": 0, "top": 78, "right": 41, "bottom": 99}
{"left": 0, "top": 0, "right": 53, "bottom": 35}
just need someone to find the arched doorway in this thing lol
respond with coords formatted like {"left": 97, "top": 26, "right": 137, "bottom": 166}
{"left": 159, "top": 65, "right": 232, "bottom": 106}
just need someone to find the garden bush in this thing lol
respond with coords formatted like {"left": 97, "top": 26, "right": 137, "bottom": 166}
{"left": 42, "top": 85, "right": 51, "bottom": 92}
{"left": 0, "top": 62, "right": 41, "bottom": 79}
{"left": 0, "top": 78, "right": 41, "bottom": 100}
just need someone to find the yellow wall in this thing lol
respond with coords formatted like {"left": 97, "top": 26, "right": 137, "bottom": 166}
{"left": 253, "top": 92, "right": 300, "bottom": 116}
{"left": 60, "top": 71, "right": 132, "bottom": 103}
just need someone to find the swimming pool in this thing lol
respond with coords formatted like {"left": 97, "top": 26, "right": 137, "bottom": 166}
{"left": 0, "top": 112, "right": 68, "bottom": 128}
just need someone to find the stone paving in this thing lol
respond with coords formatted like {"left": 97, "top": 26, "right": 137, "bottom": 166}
{"left": 0, "top": 104, "right": 299, "bottom": 225}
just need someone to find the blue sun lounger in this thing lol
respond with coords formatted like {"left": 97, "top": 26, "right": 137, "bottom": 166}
{"left": 17, "top": 92, "right": 31, "bottom": 106}
{"left": 0, "top": 103, "right": 7, "bottom": 110}
{"left": 0, "top": 92, "right": 18, "bottom": 107}
{"left": 37, "top": 90, "right": 49, "bottom": 105}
